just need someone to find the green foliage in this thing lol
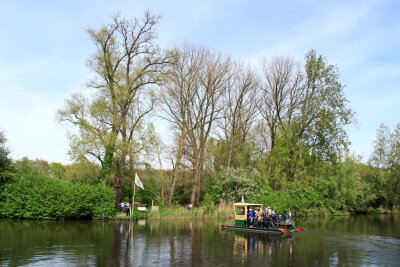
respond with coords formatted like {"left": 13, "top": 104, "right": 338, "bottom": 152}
{"left": 256, "top": 181, "right": 321, "bottom": 215}
{"left": 0, "top": 131, "right": 12, "bottom": 172}
{"left": 267, "top": 132, "right": 306, "bottom": 186}
{"left": 120, "top": 167, "right": 169, "bottom": 207}
{"left": 147, "top": 204, "right": 234, "bottom": 219}
{"left": 173, "top": 184, "right": 191, "bottom": 205}
{"left": 370, "top": 124, "right": 395, "bottom": 168}
{"left": 129, "top": 209, "right": 147, "bottom": 220}
{"left": 213, "top": 141, "right": 258, "bottom": 170}
{"left": 14, "top": 158, "right": 51, "bottom": 176}
{"left": 14, "top": 158, "right": 67, "bottom": 180}
{"left": 335, "top": 158, "right": 369, "bottom": 211}
{"left": 63, "top": 160, "right": 100, "bottom": 184}
{"left": 205, "top": 168, "right": 265, "bottom": 203}
{"left": 13, "top": 158, "right": 99, "bottom": 184}
{"left": 0, "top": 170, "right": 14, "bottom": 190}
{"left": 134, "top": 181, "right": 158, "bottom": 205}
{"left": 98, "top": 146, "right": 114, "bottom": 184}
{"left": 368, "top": 123, "right": 400, "bottom": 210}
{"left": 201, "top": 192, "right": 215, "bottom": 207}
{"left": 0, "top": 130, "right": 14, "bottom": 189}
{"left": 0, "top": 164, "right": 115, "bottom": 219}
{"left": 49, "top": 162, "right": 66, "bottom": 180}
{"left": 303, "top": 50, "right": 353, "bottom": 161}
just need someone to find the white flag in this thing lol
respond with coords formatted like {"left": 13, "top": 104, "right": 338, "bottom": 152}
{"left": 135, "top": 173, "right": 144, "bottom": 189}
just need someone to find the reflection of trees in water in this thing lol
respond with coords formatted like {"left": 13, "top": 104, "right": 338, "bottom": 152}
{"left": 118, "top": 219, "right": 399, "bottom": 266}
{"left": 116, "top": 219, "right": 205, "bottom": 265}
{"left": 298, "top": 214, "right": 400, "bottom": 237}
{"left": 2, "top": 217, "right": 398, "bottom": 266}
{"left": 0, "top": 220, "right": 116, "bottom": 266}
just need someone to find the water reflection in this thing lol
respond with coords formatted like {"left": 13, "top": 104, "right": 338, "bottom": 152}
{"left": 0, "top": 215, "right": 399, "bottom": 266}
{"left": 233, "top": 232, "right": 294, "bottom": 264}
{"left": 297, "top": 214, "right": 400, "bottom": 238}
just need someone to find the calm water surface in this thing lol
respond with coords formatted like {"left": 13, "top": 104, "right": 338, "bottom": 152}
{"left": 0, "top": 215, "right": 399, "bottom": 266}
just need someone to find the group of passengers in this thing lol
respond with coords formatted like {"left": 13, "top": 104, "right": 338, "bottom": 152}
{"left": 247, "top": 206, "right": 292, "bottom": 228}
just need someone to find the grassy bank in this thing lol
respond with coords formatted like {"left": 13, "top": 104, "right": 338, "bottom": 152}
{"left": 121, "top": 204, "right": 399, "bottom": 221}
{"left": 148, "top": 203, "right": 234, "bottom": 220}
{"left": 116, "top": 203, "right": 235, "bottom": 220}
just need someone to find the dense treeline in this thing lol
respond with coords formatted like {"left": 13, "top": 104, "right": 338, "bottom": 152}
{"left": 0, "top": 121, "right": 399, "bottom": 218}
{"left": 1, "top": 12, "right": 399, "bottom": 218}
{"left": 55, "top": 12, "right": 399, "bottom": 213}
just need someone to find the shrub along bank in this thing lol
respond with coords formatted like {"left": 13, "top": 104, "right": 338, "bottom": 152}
{"left": 0, "top": 164, "right": 115, "bottom": 219}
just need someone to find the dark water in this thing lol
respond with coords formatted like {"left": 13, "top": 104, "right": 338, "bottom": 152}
{"left": 0, "top": 215, "right": 399, "bottom": 266}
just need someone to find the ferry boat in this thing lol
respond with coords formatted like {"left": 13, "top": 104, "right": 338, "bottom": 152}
{"left": 221, "top": 202, "right": 304, "bottom": 234}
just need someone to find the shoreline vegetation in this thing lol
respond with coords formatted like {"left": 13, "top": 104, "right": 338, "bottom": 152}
{"left": 118, "top": 205, "right": 399, "bottom": 221}
{"left": 0, "top": 158, "right": 399, "bottom": 221}
{"left": 110, "top": 208, "right": 400, "bottom": 223}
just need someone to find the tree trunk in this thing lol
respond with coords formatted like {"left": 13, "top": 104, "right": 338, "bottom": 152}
{"left": 114, "top": 151, "right": 128, "bottom": 208}
{"left": 98, "top": 145, "right": 114, "bottom": 183}
{"left": 167, "top": 131, "right": 186, "bottom": 207}
{"left": 98, "top": 127, "right": 118, "bottom": 183}
{"left": 115, "top": 121, "right": 128, "bottom": 208}
{"left": 227, "top": 141, "right": 233, "bottom": 168}
{"left": 190, "top": 162, "right": 200, "bottom": 206}
{"left": 190, "top": 152, "right": 204, "bottom": 207}
{"left": 195, "top": 153, "right": 205, "bottom": 206}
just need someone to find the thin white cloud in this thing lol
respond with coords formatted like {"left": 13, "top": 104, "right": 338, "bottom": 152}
{"left": 246, "top": 1, "right": 377, "bottom": 62}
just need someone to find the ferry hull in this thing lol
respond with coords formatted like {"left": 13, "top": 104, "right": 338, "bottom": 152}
{"left": 221, "top": 224, "right": 284, "bottom": 234}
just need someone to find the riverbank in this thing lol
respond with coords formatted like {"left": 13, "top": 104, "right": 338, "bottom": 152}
{"left": 2, "top": 207, "right": 396, "bottom": 221}
{"left": 113, "top": 205, "right": 398, "bottom": 221}
{"left": 114, "top": 204, "right": 235, "bottom": 220}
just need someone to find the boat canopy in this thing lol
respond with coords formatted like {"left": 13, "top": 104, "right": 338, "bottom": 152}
{"left": 233, "top": 203, "right": 263, "bottom": 227}
{"left": 233, "top": 203, "right": 263, "bottom": 207}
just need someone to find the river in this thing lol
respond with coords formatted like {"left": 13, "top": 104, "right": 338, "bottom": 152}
{"left": 0, "top": 214, "right": 399, "bottom": 266}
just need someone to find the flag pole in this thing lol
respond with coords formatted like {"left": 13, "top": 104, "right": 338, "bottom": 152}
{"left": 131, "top": 174, "right": 136, "bottom": 218}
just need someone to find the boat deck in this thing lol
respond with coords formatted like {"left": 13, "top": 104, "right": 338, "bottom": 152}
{"left": 221, "top": 224, "right": 284, "bottom": 234}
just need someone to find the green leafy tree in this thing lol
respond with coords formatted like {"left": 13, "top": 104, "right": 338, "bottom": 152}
{"left": 369, "top": 123, "right": 400, "bottom": 210}
{"left": 0, "top": 131, "right": 11, "bottom": 170}
{"left": 49, "top": 162, "right": 66, "bottom": 180}
{"left": 0, "top": 130, "right": 13, "bottom": 187}
{"left": 63, "top": 160, "right": 100, "bottom": 184}
{"left": 334, "top": 157, "right": 369, "bottom": 211}
{"left": 206, "top": 168, "right": 264, "bottom": 203}
{"left": 302, "top": 50, "right": 354, "bottom": 162}
{"left": 58, "top": 12, "right": 169, "bottom": 207}
{"left": 260, "top": 50, "right": 354, "bottom": 183}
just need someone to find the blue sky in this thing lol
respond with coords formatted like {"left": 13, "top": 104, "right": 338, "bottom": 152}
{"left": 0, "top": 0, "right": 399, "bottom": 164}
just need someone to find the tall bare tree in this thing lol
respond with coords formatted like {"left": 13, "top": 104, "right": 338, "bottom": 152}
{"left": 159, "top": 45, "right": 230, "bottom": 206}
{"left": 158, "top": 45, "right": 205, "bottom": 207}
{"left": 258, "top": 56, "right": 304, "bottom": 152}
{"left": 217, "top": 62, "right": 260, "bottom": 168}
{"left": 186, "top": 50, "right": 230, "bottom": 206}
